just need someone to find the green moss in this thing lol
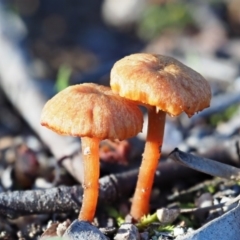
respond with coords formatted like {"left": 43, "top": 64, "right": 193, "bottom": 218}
{"left": 210, "top": 104, "right": 239, "bottom": 126}
{"left": 179, "top": 202, "right": 195, "bottom": 209}
{"left": 104, "top": 206, "right": 125, "bottom": 226}
{"left": 157, "top": 224, "right": 175, "bottom": 232}
{"left": 204, "top": 185, "right": 216, "bottom": 194}
{"left": 136, "top": 213, "right": 159, "bottom": 229}
{"left": 55, "top": 64, "right": 72, "bottom": 92}
{"left": 137, "top": 3, "right": 193, "bottom": 40}
{"left": 178, "top": 214, "right": 196, "bottom": 228}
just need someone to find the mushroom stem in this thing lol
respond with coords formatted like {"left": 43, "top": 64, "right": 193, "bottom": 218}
{"left": 79, "top": 137, "right": 100, "bottom": 222}
{"left": 130, "top": 108, "right": 166, "bottom": 220}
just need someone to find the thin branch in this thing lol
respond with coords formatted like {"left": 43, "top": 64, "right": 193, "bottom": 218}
{"left": 0, "top": 159, "right": 204, "bottom": 219}
{"left": 169, "top": 148, "right": 240, "bottom": 181}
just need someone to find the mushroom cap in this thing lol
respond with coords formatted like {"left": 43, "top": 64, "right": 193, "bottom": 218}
{"left": 41, "top": 83, "right": 143, "bottom": 140}
{"left": 110, "top": 53, "right": 211, "bottom": 117}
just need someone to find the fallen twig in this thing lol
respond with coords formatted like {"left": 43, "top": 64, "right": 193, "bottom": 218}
{"left": 169, "top": 148, "right": 240, "bottom": 180}
{"left": 0, "top": 159, "right": 204, "bottom": 219}
{"left": 0, "top": 173, "right": 119, "bottom": 219}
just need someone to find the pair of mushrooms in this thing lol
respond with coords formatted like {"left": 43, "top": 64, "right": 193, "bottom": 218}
{"left": 41, "top": 53, "right": 211, "bottom": 222}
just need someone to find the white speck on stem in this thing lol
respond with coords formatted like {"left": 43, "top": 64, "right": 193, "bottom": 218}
{"left": 156, "top": 107, "right": 161, "bottom": 113}
{"left": 141, "top": 188, "right": 146, "bottom": 193}
{"left": 83, "top": 147, "right": 91, "bottom": 155}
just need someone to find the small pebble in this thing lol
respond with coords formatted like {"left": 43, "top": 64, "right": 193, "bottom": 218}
{"left": 114, "top": 223, "right": 140, "bottom": 240}
{"left": 195, "top": 192, "right": 213, "bottom": 208}
{"left": 140, "top": 231, "right": 149, "bottom": 240}
{"left": 173, "top": 226, "right": 185, "bottom": 237}
{"left": 56, "top": 220, "right": 71, "bottom": 236}
{"left": 1, "top": 166, "right": 13, "bottom": 189}
{"left": 157, "top": 208, "right": 180, "bottom": 224}
{"left": 63, "top": 220, "right": 108, "bottom": 240}
{"left": 34, "top": 178, "right": 54, "bottom": 189}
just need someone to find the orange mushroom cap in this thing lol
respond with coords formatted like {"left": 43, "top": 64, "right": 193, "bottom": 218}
{"left": 41, "top": 83, "right": 143, "bottom": 140}
{"left": 110, "top": 53, "right": 211, "bottom": 117}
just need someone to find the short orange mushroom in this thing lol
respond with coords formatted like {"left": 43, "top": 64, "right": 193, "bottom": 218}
{"left": 40, "top": 83, "right": 143, "bottom": 222}
{"left": 110, "top": 53, "right": 211, "bottom": 220}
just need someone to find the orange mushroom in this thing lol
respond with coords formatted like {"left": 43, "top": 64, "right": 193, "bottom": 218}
{"left": 40, "top": 83, "right": 143, "bottom": 222}
{"left": 110, "top": 53, "right": 211, "bottom": 220}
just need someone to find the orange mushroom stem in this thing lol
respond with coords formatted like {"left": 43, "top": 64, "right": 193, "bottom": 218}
{"left": 110, "top": 53, "right": 211, "bottom": 221}
{"left": 79, "top": 137, "right": 100, "bottom": 221}
{"left": 40, "top": 83, "right": 143, "bottom": 223}
{"left": 130, "top": 108, "right": 166, "bottom": 219}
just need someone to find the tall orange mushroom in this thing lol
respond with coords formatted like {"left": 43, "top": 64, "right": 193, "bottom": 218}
{"left": 110, "top": 53, "right": 211, "bottom": 220}
{"left": 40, "top": 83, "right": 143, "bottom": 222}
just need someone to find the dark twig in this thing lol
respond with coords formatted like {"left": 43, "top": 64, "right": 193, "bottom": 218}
{"left": 181, "top": 193, "right": 240, "bottom": 215}
{"left": 0, "top": 159, "right": 204, "bottom": 219}
{"left": 235, "top": 140, "right": 240, "bottom": 162}
{"left": 0, "top": 174, "right": 118, "bottom": 219}
{"left": 169, "top": 148, "right": 240, "bottom": 181}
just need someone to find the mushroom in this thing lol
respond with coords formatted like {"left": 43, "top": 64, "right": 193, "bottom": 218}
{"left": 110, "top": 53, "right": 211, "bottom": 220}
{"left": 40, "top": 83, "right": 143, "bottom": 222}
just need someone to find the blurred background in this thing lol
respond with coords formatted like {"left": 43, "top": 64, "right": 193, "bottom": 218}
{"left": 1, "top": 0, "right": 240, "bottom": 156}
{"left": 3, "top": 0, "right": 240, "bottom": 88}
{"left": 1, "top": 0, "right": 240, "bottom": 238}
